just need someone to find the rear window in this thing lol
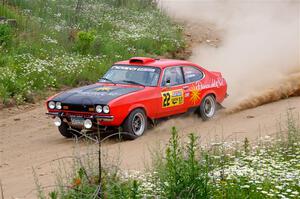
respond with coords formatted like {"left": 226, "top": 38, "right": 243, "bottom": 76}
{"left": 183, "top": 66, "right": 204, "bottom": 83}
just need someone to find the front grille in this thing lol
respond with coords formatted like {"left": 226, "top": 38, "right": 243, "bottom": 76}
{"left": 62, "top": 103, "right": 95, "bottom": 112}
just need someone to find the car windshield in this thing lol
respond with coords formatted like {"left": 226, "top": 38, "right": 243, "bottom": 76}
{"left": 99, "top": 65, "right": 161, "bottom": 87}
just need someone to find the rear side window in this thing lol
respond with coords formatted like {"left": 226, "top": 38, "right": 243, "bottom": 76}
{"left": 183, "top": 66, "right": 204, "bottom": 83}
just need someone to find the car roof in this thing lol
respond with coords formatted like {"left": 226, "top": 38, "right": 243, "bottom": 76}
{"left": 115, "top": 57, "right": 198, "bottom": 69}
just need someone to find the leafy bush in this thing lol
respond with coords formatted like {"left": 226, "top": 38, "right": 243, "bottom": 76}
{"left": 75, "top": 30, "right": 96, "bottom": 54}
{"left": 0, "top": 24, "right": 13, "bottom": 47}
{"left": 43, "top": 153, "right": 144, "bottom": 198}
{"left": 153, "top": 127, "right": 211, "bottom": 198}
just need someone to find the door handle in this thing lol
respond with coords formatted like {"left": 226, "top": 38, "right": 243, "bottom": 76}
{"left": 183, "top": 86, "right": 189, "bottom": 90}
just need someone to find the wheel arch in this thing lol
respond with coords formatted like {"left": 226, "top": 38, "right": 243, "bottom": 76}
{"left": 200, "top": 90, "right": 216, "bottom": 104}
{"left": 122, "top": 104, "right": 150, "bottom": 125}
{"left": 128, "top": 104, "right": 148, "bottom": 116}
{"left": 207, "top": 92, "right": 216, "bottom": 99}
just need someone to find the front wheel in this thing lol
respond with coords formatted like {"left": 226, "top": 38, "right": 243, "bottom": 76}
{"left": 58, "top": 121, "right": 79, "bottom": 138}
{"left": 122, "top": 109, "right": 147, "bottom": 139}
{"left": 199, "top": 95, "right": 216, "bottom": 121}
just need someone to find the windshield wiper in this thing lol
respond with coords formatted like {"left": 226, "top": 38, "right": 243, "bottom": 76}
{"left": 99, "top": 77, "right": 116, "bottom": 84}
{"left": 121, "top": 80, "right": 145, "bottom": 87}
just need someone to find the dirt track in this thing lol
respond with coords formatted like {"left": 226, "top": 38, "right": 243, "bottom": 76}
{"left": 0, "top": 97, "right": 299, "bottom": 198}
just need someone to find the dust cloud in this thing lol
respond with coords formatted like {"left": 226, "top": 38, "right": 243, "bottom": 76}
{"left": 161, "top": 0, "right": 300, "bottom": 109}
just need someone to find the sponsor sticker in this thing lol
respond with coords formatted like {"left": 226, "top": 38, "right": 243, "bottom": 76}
{"left": 112, "top": 65, "right": 157, "bottom": 72}
{"left": 195, "top": 78, "right": 224, "bottom": 90}
{"left": 94, "top": 87, "right": 113, "bottom": 92}
{"left": 161, "top": 89, "right": 184, "bottom": 108}
{"left": 190, "top": 85, "right": 201, "bottom": 104}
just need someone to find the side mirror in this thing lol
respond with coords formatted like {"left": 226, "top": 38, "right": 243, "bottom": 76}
{"left": 166, "top": 79, "right": 171, "bottom": 87}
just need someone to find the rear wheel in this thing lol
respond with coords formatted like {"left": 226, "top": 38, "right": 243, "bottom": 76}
{"left": 123, "top": 109, "right": 147, "bottom": 139}
{"left": 199, "top": 95, "right": 216, "bottom": 121}
{"left": 58, "top": 121, "right": 78, "bottom": 138}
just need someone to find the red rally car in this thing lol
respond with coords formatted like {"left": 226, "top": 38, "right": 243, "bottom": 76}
{"left": 46, "top": 57, "right": 227, "bottom": 139}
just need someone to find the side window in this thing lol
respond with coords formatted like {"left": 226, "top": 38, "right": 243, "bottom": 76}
{"left": 162, "top": 67, "right": 184, "bottom": 86}
{"left": 183, "top": 66, "right": 204, "bottom": 83}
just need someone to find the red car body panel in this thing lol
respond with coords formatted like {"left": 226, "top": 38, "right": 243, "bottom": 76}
{"left": 46, "top": 57, "right": 227, "bottom": 127}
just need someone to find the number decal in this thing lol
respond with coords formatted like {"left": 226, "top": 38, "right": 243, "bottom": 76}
{"left": 161, "top": 89, "right": 184, "bottom": 108}
{"left": 163, "top": 93, "right": 171, "bottom": 107}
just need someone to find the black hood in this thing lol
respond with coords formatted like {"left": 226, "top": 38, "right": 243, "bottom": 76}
{"left": 52, "top": 84, "right": 143, "bottom": 105}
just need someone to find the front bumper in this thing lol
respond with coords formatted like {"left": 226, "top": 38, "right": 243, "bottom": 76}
{"left": 94, "top": 115, "right": 114, "bottom": 122}
{"left": 46, "top": 112, "right": 114, "bottom": 124}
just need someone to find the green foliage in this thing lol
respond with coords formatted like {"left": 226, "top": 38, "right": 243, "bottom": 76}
{"left": 0, "top": 0, "right": 185, "bottom": 105}
{"left": 49, "top": 191, "right": 58, "bottom": 199}
{"left": 103, "top": 0, "right": 157, "bottom": 9}
{"left": 53, "top": 168, "right": 142, "bottom": 199}
{"left": 153, "top": 127, "right": 211, "bottom": 198}
{"left": 75, "top": 31, "right": 96, "bottom": 54}
{"left": 0, "top": 53, "right": 108, "bottom": 105}
{"left": 102, "top": 177, "right": 142, "bottom": 199}
{"left": 0, "top": 24, "right": 13, "bottom": 47}
{"left": 0, "top": 4, "right": 26, "bottom": 28}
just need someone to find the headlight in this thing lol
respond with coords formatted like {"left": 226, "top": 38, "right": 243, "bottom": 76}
{"left": 54, "top": 117, "right": 62, "bottom": 127}
{"left": 48, "top": 101, "right": 55, "bottom": 109}
{"left": 96, "top": 105, "right": 102, "bottom": 113}
{"left": 103, "top": 105, "right": 110, "bottom": 113}
{"left": 84, "top": 119, "right": 92, "bottom": 129}
{"left": 56, "top": 102, "right": 62, "bottom": 110}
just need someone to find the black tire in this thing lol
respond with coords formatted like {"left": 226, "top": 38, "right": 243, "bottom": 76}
{"left": 122, "top": 109, "right": 147, "bottom": 140}
{"left": 58, "top": 122, "right": 77, "bottom": 138}
{"left": 199, "top": 95, "right": 216, "bottom": 121}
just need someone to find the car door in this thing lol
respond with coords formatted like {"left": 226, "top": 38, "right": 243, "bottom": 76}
{"left": 158, "top": 66, "right": 186, "bottom": 117}
{"left": 181, "top": 65, "right": 205, "bottom": 109}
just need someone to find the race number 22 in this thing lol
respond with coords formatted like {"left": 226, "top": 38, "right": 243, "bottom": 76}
{"left": 163, "top": 92, "right": 171, "bottom": 107}
{"left": 161, "top": 89, "right": 184, "bottom": 108}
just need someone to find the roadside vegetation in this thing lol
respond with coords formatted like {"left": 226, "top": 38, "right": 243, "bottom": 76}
{"left": 0, "top": 0, "right": 184, "bottom": 106}
{"left": 35, "top": 111, "right": 299, "bottom": 198}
